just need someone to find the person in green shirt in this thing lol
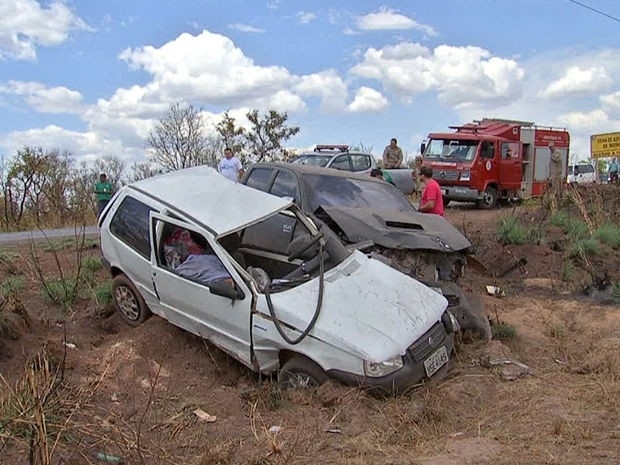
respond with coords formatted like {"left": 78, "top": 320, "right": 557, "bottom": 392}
{"left": 95, "top": 173, "right": 114, "bottom": 217}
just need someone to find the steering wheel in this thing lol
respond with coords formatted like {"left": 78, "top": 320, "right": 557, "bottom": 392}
{"left": 288, "top": 232, "right": 324, "bottom": 262}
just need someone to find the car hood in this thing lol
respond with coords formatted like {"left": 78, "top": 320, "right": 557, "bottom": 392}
{"left": 255, "top": 251, "right": 448, "bottom": 362}
{"left": 318, "top": 206, "right": 471, "bottom": 252}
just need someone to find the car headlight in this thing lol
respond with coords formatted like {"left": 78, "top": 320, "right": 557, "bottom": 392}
{"left": 364, "top": 356, "right": 404, "bottom": 377}
{"left": 460, "top": 171, "right": 471, "bottom": 181}
{"left": 441, "top": 310, "right": 461, "bottom": 334}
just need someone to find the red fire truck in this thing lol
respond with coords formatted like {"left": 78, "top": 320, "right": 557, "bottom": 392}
{"left": 421, "top": 118, "right": 570, "bottom": 208}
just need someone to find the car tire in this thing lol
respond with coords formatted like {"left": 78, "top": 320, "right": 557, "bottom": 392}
{"left": 112, "top": 274, "right": 151, "bottom": 327}
{"left": 278, "top": 355, "right": 328, "bottom": 389}
{"left": 476, "top": 186, "right": 497, "bottom": 209}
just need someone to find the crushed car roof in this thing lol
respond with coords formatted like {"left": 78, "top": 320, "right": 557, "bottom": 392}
{"left": 128, "top": 166, "right": 292, "bottom": 235}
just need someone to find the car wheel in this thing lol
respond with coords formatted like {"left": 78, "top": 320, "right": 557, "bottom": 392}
{"left": 112, "top": 274, "right": 151, "bottom": 326}
{"left": 477, "top": 186, "right": 497, "bottom": 209}
{"left": 278, "top": 355, "right": 328, "bottom": 389}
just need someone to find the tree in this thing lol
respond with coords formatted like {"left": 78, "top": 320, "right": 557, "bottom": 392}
{"left": 244, "top": 110, "right": 300, "bottom": 163}
{"left": 215, "top": 111, "right": 245, "bottom": 156}
{"left": 146, "top": 103, "right": 209, "bottom": 172}
{"left": 94, "top": 154, "right": 127, "bottom": 188}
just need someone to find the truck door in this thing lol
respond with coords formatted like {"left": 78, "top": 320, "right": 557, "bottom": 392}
{"left": 498, "top": 142, "right": 522, "bottom": 190}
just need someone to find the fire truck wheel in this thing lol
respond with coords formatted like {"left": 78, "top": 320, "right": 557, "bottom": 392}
{"left": 477, "top": 186, "right": 497, "bottom": 209}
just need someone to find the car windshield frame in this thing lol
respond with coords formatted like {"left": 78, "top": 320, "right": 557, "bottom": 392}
{"left": 303, "top": 174, "right": 415, "bottom": 213}
{"left": 424, "top": 139, "right": 479, "bottom": 161}
{"left": 291, "top": 155, "right": 333, "bottom": 167}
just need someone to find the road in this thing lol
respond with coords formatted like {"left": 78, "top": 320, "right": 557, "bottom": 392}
{"left": 0, "top": 226, "right": 99, "bottom": 243}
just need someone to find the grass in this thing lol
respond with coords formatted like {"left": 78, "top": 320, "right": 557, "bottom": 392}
{"left": 81, "top": 256, "right": 102, "bottom": 273}
{"left": 491, "top": 319, "right": 517, "bottom": 340}
{"left": 42, "top": 237, "right": 98, "bottom": 252}
{"left": 0, "top": 276, "right": 26, "bottom": 297}
{"left": 568, "top": 238, "right": 600, "bottom": 258}
{"left": 93, "top": 280, "right": 113, "bottom": 306}
{"left": 594, "top": 223, "right": 620, "bottom": 249}
{"left": 611, "top": 282, "right": 620, "bottom": 304}
{"left": 40, "top": 276, "right": 80, "bottom": 307}
{"left": 497, "top": 216, "right": 530, "bottom": 245}
{"left": 561, "top": 261, "right": 576, "bottom": 281}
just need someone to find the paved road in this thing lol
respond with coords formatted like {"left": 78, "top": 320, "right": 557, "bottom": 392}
{"left": 0, "top": 226, "right": 99, "bottom": 243}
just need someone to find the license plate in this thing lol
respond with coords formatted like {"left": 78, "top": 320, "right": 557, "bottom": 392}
{"left": 441, "top": 189, "right": 447, "bottom": 195}
{"left": 424, "top": 346, "right": 448, "bottom": 377}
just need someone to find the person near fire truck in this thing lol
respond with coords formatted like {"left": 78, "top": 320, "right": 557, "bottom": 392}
{"left": 548, "top": 142, "right": 563, "bottom": 190}
{"left": 382, "top": 138, "right": 404, "bottom": 169}
{"left": 418, "top": 165, "right": 445, "bottom": 216}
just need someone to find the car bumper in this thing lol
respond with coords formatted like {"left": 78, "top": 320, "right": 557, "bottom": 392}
{"left": 326, "top": 321, "right": 455, "bottom": 395}
{"left": 440, "top": 185, "right": 480, "bottom": 202}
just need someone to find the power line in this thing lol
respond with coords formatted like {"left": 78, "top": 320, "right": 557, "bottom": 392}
{"left": 566, "top": 0, "right": 620, "bottom": 23}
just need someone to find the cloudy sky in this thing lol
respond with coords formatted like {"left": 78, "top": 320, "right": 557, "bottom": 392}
{"left": 1, "top": 0, "right": 619, "bottom": 164}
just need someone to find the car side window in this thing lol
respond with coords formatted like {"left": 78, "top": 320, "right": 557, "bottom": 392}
{"left": 350, "top": 155, "right": 371, "bottom": 171}
{"left": 270, "top": 171, "right": 298, "bottom": 200}
{"left": 109, "top": 196, "right": 154, "bottom": 259}
{"left": 480, "top": 141, "right": 495, "bottom": 159}
{"left": 245, "top": 168, "right": 273, "bottom": 192}
{"left": 330, "top": 155, "right": 351, "bottom": 170}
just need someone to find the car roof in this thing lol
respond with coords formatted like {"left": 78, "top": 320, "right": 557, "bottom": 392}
{"left": 127, "top": 166, "right": 292, "bottom": 236}
{"left": 251, "top": 162, "right": 385, "bottom": 183}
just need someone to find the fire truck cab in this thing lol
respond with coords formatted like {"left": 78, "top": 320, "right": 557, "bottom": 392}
{"left": 421, "top": 118, "right": 570, "bottom": 208}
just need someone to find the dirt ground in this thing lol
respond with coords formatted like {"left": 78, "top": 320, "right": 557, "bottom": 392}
{"left": 1, "top": 187, "right": 619, "bottom": 465}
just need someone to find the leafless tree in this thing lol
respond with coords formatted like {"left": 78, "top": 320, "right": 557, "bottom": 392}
{"left": 146, "top": 103, "right": 209, "bottom": 172}
{"left": 215, "top": 111, "right": 245, "bottom": 156}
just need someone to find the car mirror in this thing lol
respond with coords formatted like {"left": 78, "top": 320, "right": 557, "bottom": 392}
{"left": 209, "top": 281, "right": 244, "bottom": 300}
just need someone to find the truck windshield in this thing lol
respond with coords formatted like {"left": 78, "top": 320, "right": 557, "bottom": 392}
{"left": 424, "top": 139, "right": 479, "bottom": 161}
{"left": 304, "top": 174, "right": 415, "bottom": 213}
{"left": 291, "top": 155, "right": 333, "bottom": 167}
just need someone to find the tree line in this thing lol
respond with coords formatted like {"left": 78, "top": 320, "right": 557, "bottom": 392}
{"left": 0, "top": 104, "right": 300, "bottom": 231}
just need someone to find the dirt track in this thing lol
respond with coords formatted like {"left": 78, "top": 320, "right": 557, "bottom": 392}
{"left": 1, "top": 194, "right": 619, "bottom": 465}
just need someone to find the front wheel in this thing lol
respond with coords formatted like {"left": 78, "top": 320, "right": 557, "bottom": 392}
{"left": 476, "top": 186, "right": 497, "bottom": 209}
{"left": 278, "top": 355, "right": 328, "bottom": 389}
{"left": 112, "top": 274, "right": 151, "bottom": 326}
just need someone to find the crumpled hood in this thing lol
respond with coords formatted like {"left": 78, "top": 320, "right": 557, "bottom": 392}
{"left": 255, "top": 251, "right": 448, "bottom": 362}
{"left": 319, "top": 206, "right": 471, "bottom": 252}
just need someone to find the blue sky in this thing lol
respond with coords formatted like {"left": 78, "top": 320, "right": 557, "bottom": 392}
{"left": 1, "top": 0, "right": 619, "bottom": 165}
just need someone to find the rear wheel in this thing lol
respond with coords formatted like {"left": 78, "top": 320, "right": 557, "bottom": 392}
{"left": 112, "top": 274, "right": 151, "bottom": 326}
{"left": 278, "top": 355, "right": 328, "bottom": 389}
{"left": 476, "top": 186, "right": 497, "bottom": 209}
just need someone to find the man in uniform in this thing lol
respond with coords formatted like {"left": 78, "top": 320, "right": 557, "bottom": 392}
{"left": 548, "top": 142, "right": 563, "bottom": 212}
{"left": 382, "top": 138, "right": 404, "bottom": 169}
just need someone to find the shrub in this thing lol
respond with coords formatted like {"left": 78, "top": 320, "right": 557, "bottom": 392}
{"left": 594, "top": 223, "right": 620, "bottom": 249}
{"left": 497, "top": 216, "right": 529, "bottom": 245}
{"left": 491, "top": 320, "right": 517, "bottom": 340}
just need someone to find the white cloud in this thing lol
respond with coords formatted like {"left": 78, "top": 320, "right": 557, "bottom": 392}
{"left": 557, "top": 109, "right": 610, "bottom": 132}
{"left": 297, "top": 11, "right": 316, "bottom": 24}
{"left": 228, "top": 23, "right": 265, "bottom": 34}
{"left": 0, "top": 81, "right": 83, "bottom": 113}
{"left": 350, "top": 42, "right": 524, "bottom": 108}
{"left": 601, "top": 91, "right": 620, "bottom": 113}
{"left": 0, "top": 0, "right": 92, "bottom": 61}
{"left": 294, "top": 69, "right": 348, "bottom": 112}
{"left": 347, "top": 87, "right": 388, "bottom": 113}
{"left": 541, "top": 66, "right": 612, "bottom": 98}
{"left": 356, "top": 7, "right": 437, "bottom": 36}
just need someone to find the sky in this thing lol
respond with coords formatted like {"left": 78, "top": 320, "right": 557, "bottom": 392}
{"left": 1, "top": 0, "right": 620, "bottom": 166}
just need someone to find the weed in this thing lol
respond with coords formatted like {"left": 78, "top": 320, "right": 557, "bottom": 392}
{"left": 0, "top": 250, "right": 22, "bottom": 275}
{"left": 41, "top": 276, "right": 80, "bottom": 307}
{"left": 548, "top": 323, "right": 566, "bottom": 339}
{"left": 611, "top": 282, "right": 620, "bottom": 304}
{"left": 82, "top": 256, "right": 102, "bottom": 273}
{"left": 550, "top": 211, "right": 569, "bottom": 228}
{"left": 497, "top": 215, "right": 529, "bottom": 245}
{"left": 491, "top": 320, "right": 517, "bottom": 340}
{"left": 568, "top": 238, "right": 600, "bottom": 258}
{"left": 0, "top": 276, "right": 26, "bottom": 297}
{"left": 594, "top": 223, "right": 620, "bottom": 249}
{"left": 560, "top": 261, "right": 576, "bottom": 281}
{"left": 93, "top": 280, "right": 113, "bottom": 306}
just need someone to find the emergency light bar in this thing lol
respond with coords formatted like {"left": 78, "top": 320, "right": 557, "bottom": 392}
{"left": 314, "top": 144, "right": 349, "bottom": 153}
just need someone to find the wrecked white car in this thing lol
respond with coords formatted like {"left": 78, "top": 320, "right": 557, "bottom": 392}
{"left": 99, "top": 167, "right": 459, "bottom": 394}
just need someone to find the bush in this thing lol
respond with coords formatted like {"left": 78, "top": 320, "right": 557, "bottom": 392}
{"left": 594, "top": 223, "right": 620, "bottom": 249}
{"left": 497, "top": 216, "right": 529, "bottom": 245}
{"left": 491, "top": 320, "right": 517, "bottom": 340}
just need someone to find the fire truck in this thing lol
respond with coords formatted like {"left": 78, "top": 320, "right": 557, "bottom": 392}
{"left": 421, "top": 118, "right": 570, "bottom": 208}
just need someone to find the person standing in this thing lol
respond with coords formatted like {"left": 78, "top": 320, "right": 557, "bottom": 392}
{"left": 218, "top": 147, "right": 244, "bottom": 182}
{"left": 418, "top": 166, "right": 444, "bottom": 216}
{"left": 382, "top": 138, "right": 404, "bottom": 169}
{"left": 548, "top": 142, "right": 563, "bottom": 212}
{"left": 94, "top": 173, "right": 114, "bottom": 217}
{"left": 609, "top": 157, "right": 619, "bottom": 184}
{"left": 412, "top": 155, "right": 424, "bottom": 199}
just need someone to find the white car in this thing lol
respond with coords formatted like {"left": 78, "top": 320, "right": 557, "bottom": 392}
{"left": 99, "top": 167, "right": 457, "bottom": 394}
{"left": 567, "top": 163, "right": 596, "bottom": 185}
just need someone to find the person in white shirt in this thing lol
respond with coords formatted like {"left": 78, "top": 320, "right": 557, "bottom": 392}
{"left": 217, "top": 147, "right": 244, "bottom": 182}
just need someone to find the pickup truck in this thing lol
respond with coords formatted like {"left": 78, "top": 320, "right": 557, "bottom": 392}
{"left": 291, "top": 145, "right": 416, "bottom": 195}
{"left": 241, "top": 163, "right": 491, "bottom": 341}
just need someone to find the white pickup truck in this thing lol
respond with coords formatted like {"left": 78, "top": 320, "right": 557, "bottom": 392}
{"left": 291, "top": 145, "right": 416, "bottom": 195}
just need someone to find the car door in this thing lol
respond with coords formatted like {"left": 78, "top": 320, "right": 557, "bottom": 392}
{"left": 350, "top": 154, "right": 372, "bottom": 173}
{"left": 498, "top": 142, "right": 522, "bottom": 190}
{"left": 148, "top": 212, "right": 253, "bottom": 367}
{"left": 329, "top": 154, "right": 352, "bottom": 171}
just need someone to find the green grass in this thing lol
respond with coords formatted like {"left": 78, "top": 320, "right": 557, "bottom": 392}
{"left": 81, "top": 256, "right": 102, "bottom": 273}
{"left": 594, "top": 223, "right": 620, "bottom": 249}
{"left": 568, "top": 238, "right": 600, "bottom": 258}
{"left": 0, "top": 276, "right": 26, "bottom": 298}
{"left": 93, "top": 280, "right": 113, "bottom": 306}
{"left": 611, "top": 282, "right": 620, "bottom": 305}
{"left": 561, "top": 261, "right": 576, "bottom": 281}
{"left": 497, "top": 216, "right": 529, "bottom": 245}
{"left": 491, "top": 320, "right": 517, "bottom": 340}
{"left": 41, "top": 277, "right": 80, "bottom": 307}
